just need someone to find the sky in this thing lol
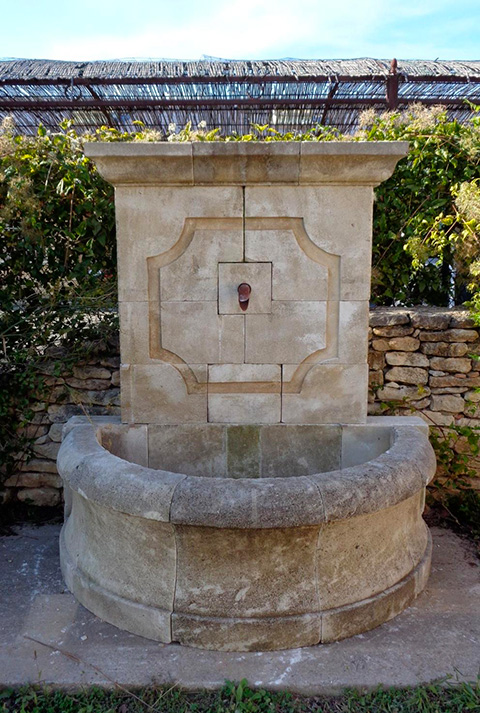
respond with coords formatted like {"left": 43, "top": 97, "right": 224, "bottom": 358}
{"left": 0, "top": 0, "right": 478, "bottom": 62}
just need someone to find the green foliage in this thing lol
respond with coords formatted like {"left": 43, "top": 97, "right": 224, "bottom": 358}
{"left": 1, "top": 678, "right": 479, "bottom": 713}
{"left": 0, "top": 119, "right": 120, "bottom": 483}
{"left": 358, "top": 104, "right": 480, "bottom": 306}
{"left": 2, "top": 110, "right": 480, "bottom": 494}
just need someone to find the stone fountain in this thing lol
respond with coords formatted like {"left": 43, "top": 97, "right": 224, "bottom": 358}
{"left": 57, "top": 141, "right": 436, "bottom": 651}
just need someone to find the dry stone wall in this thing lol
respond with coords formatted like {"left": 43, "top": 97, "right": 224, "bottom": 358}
{"left": 3, "top": 308, "right": 480, "bottom": 506}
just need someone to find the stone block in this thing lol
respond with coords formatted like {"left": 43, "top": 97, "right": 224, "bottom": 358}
{"left": 385, "top": 366, "right": 428, "bottom": 385}
{"left": 193, "top": 141, "right": 301, "bottom": 185}
{"left": 430, "top": 394, "right": 465, "bottom": 413}
{"left": 321, "top": 567, "right": 417, "bottom": 643}
{"left": 421, "top": 342, "right": 470, "bottom": 357}
{"left": 4, "top": 472, "right": 62, "bottom": 488}
{"left": 369, "top": 370, "right": 384, "bottom": 387}
{"left": 100, "top": 423, "right": 148, "bottom": 466}
{"left": 409, "top": 309, "right": 451, "bottom": 330}
{"left": 376, "top": 384, "right": 430, "bottom": 402}
{"left": 20, "top": 458, "right": 58, "bottom": 474}
{"left": 260, "top": 424, "right": 342, "bottom": 477}
{"left": 161, "top": 302, "right": 244, "bottom": 365}
{"left": 171, "top": 611, "right": 321, "bottom": 652}
{"left": 148, "top": 424, "right": 226, "bottom": 477}
{"left": 245, "top": 186, "right": 373, "bottom": 300}
{"left": 368, "top": 350, "right": 385, "bottom": 370}
{"left": 218, "top": 262, "right": 272, "bottom": 314}
{"left": 208, "top": 393, "right": 281, "bottom": 424}
{"left": 64, "top": 493, "right": 175, "bottom": 637}
{"left": 129, "top": 364, "right": 207, "bottom": 424}
{"left": 430, "top": 375, "right": 476, "bottom": 388}
{"left": 208, "top": 365, "right": 281, "bottom": 424}
{"left": 173, "top": 524, "right": 320, "bottom": 618}
{"left": 33, "top": 440, "right": 60, "bottom": 460}
{"left": 226, "top": 425, "right": 260, "bottom": 478}
{"left": 245, "top": 226, "right": 329, "bottom": 302}
{"left": 385, "top": 351, "right": 429, "bottom": 367}
{"left": 419, "top": 329, "right": 478, "bottom": 343}
{"left": 245, "top": 301, "right": 327, "bottom": 364}
{"left": 373, "top": 325, "right": 414, "bottom": 337}
{"left": 341, "top": 424, "right": 392, "bottom": 468}
{"left": 419, "top": 411, "right": 455, "bottom": 426}
{"left": 282, "top": 363, "right": 368, "bottom": 424}
{"left": 338, "top": 301, "right": 369, "bottom": 363}
{"left": 160, "top": 228, "right": 242, "bottom": 303}
{"left": 17, "top": 487, "right": 61, "bottom": 507}
{"left": 118, "top": 301, "right": 150, "bottom": 364}
{"left": 388, "top": 336, "right": 420, "bottom": 351}
{"left": 369, "top": 309, "right": 410, "bottom": 327}
{"left": 114, "top": 186, "right": 243, "bottom": 301}
{"left": 429, "top": 357, "right": 472, "bottom": 373}
{"left": 317, "top": 492, "right": 428, "bottom": 609}
{"left": 65, "top": 377, "right": 111, "bottom": 391}
{"left": 73, "top": 365, "right": 112, "bottom": 380}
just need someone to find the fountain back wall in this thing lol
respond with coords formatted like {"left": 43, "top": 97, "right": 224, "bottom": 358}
{"left": 57, "top": 141, "right": 436, "bottom": 650}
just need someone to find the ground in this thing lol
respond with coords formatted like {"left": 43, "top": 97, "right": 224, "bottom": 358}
{"left": 0, "top": 523, "right": 479, "bottom": 695}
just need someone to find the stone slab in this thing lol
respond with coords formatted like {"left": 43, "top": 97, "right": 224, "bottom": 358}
{"left": 1, "top": 524, "right": 478, "bottom": 692}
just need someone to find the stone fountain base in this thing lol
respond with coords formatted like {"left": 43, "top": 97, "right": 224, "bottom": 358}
{"left": 58, "top": 416, "right": 435, "bottom": 651}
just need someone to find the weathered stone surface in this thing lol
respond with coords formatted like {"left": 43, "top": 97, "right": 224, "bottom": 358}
{"left": 73, "top": 366, "right": 112, "bottom": 380}
{"left": 431, "top": 387, "right": 469, "bottom": 394}
{"left": 421, "top": 342, "right": 470, "bottom": 357}
{"left": 368, "top": 350, "right": 385, "bottom": 370}
{"left": 385, "top": 352, "right": 429, "bottom": 367}
{"left": 100, "top": 356, "right": 121, "bottom": 369}
{"left": 18, "top": 424, "right": 49, "bottom": 439}
{"left": 174, "top": 524, "right": 319, "bottom": 619}
{"left": 4, "top": 472, "right": 62, "bottom": 488}
{"left": 65, "top": 377, "right": 111, "bottom": 390}
{"left": 376, "top": 385, "right": 430, "bottom": 402}
{"left": 111, "top": 370, "right": 120, "bottom": 387}
{"left": 409, "top": 310, "right": 451, "bottom": 330}
{"left": 430, "top": 374, "right": 480, "bottom": 388}
{"left": 369, "top": 309, "right": 410, "bottom": 327}
{"left": 388, "top": 336, "right": 420, "bottom": 351}
{"left": 33, "top": 440, "right": 60, "bottom": 460}
{"left": 465, "top": 390, "right": 480, "bottom": 402}
{"left": 419, "top": 329, "right": 478, "bottom": 342}
{"left": 48, "top": 423, "right": 65, "bottom": 442}
{"left": 369, "top": 370, "right": 384, "bottom": 387}
{"left": 419, "top": 411, "right": 455, "bottom": 426}
{"left": 17, "top": 487, "right": 61, "bottom": 507}
{"left": 372, "top": 338, "right": 390, "bottom": 351}
{"left": 373, "top": 325, "right": 414, "bottom": 337}
{"left": 385, "top": 367, "right": 428, "bottom": 385}
{"left": 261, "top": 425, "right": 342, "bottom": 477}
{"left": 430, "top": 394, "right": 465, "bottom": 413}
{"left": 317, "top": 492, "right": 427, "bottom": 609}
{"left": 429, "top": 357, "right": 472, "bottom": 374}
{"left": 172, "top": 612, "right": 321, "bottom": 652}
{"left": 448, "top": 310, "right": 476, "bottom": 328}
{"left": 20, "top": 458, "right": 58, "bottom": 474}
{"left": 82, "top": 389, "right": 121, "bottom": 407}
{"left": 148, "top": 424, "right": 225, "bottom": 477}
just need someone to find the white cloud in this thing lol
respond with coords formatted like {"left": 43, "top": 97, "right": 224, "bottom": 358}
{"left": 34, "top": 0, "right": 480, "bottom": 61}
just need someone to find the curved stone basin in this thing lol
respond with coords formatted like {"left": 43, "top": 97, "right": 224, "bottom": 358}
{"left": 58, "top": 416, "right": 435, "bottom": 651}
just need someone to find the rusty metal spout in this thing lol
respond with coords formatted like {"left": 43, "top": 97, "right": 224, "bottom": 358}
{"left": 238, "top": 283, "right": 251, "bottom": 311}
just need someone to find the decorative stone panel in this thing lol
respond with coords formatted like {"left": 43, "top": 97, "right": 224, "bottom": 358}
{"left": 84, "top": 142, "right": 407, "bottom": 425}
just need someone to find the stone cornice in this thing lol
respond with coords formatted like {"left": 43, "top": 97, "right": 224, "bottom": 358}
{"left": 84, "top": 141, "right": 409, "bottom": 187}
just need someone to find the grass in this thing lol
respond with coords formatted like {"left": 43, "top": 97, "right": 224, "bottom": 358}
{"left": 1, "top": 678, "right": 480, "bottom": 713}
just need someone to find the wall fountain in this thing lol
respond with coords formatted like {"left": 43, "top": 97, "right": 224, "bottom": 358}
{"left": 57, "top": 141, "right": 436, "bottom": 651}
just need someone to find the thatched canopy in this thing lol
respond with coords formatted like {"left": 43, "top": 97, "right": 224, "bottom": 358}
{"left": 1, "top": 58, "right": 479, "bottom": 135}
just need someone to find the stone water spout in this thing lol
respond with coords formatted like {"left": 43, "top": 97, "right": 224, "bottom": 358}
{"left": 57, "top": 141, "right": 436, "bottom": 651}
